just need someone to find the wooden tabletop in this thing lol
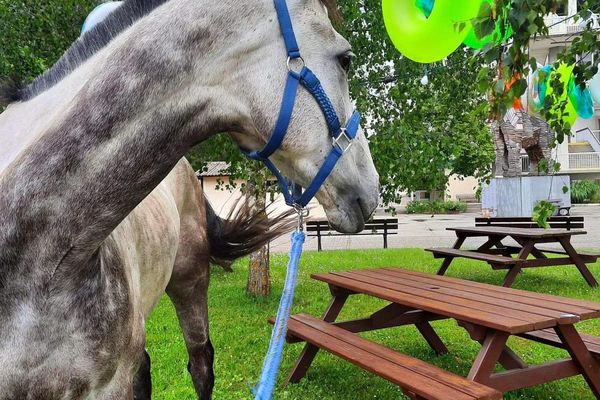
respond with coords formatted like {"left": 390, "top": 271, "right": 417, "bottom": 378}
{"left": 447, "top": 226, "right": 587, "bottom": 238}
{"left": 312, "top": 268, "right": 600, "bottom": 334}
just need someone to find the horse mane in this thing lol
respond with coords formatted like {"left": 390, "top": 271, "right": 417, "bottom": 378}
{"left": 321, "top": 0, "right": 341, "bottom": 23}
{"left": 2, "top": 0, "right": 170, "bottom": 105}
{"left": 1, "top": 0, "right": 340, "bottom": 106}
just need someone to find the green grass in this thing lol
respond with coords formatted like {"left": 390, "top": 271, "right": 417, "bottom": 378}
{"left": 146, "top": 248, "right": 600, "bottom": 399}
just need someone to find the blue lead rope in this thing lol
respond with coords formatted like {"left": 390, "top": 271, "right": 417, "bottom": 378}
{"left": 249, "top": 0, "right": 360, "bottom": 397}
{"left": 253, "top": 230, "right": 306, "bottom": 400}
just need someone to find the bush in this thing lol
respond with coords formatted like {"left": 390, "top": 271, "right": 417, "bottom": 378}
{"left": 406, "top": 200, "right": 468, "bottom": 214}
{"left": 571, "top": 180, "right": 600, "bottom": 204}
{"left": 0, "top": 0, "right": 98, "bottom": 83}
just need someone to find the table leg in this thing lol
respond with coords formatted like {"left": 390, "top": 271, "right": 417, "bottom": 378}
{"left": 437, "top": 234, "right": 466, "bottom": 276}
{"left": 468, "top": 330, "right": 510, "bottom": 383}
{"left": 415, "top": 321, "right": 448, "bottom": 355}
{"left": 477, "top": 235, "right": 507, "bottom": 252}
{"left": 502, "top": 239, "right": 535, "bottom": 287}
{"left": 513, "top": 237, "right": 547, "bottom": 259}
{"left": 369, "top": 303, "right": 448, "bottom": 354}
{"left": 555, "top": 324, "right": 600, "bottom": 398}
{"left": 461, "top": 322, "right": 526, "bottom": 370}
{"left": 402, "top": 388, "right": 427, "bottom": 400}
{"left": 558, "top": 237, "right": 599, "bottom": 287}
{"left": 502, "top": 267, "right": 522, "bottom": 287}
{"left": 286, "top": 288, "right": 349, "bottom": 385}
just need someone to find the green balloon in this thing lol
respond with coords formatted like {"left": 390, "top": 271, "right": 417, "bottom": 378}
{"left": 382, "top": 0, "right": 481, "bottom": 63}
{"left": 546, "top": 64, "right": 578, "bottom": 127}
{"left": 462, "top": 0, "right": 512, "bottom": 49}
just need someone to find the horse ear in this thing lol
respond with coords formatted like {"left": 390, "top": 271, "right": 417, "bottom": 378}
{"left": 0, "top": 78, "right": 23, "bottom": 107}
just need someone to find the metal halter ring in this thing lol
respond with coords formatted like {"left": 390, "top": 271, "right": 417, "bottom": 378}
{"left": 332, "top": 128, "right": 354, "bottom": 154}
{"left": 293, "top": 205, "right": 310, "bottom": 232}
{"left": 287, "top": 56, "right": 305, "bottom": 73}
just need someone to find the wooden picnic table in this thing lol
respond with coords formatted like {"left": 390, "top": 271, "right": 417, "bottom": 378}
{"left": 426, "top": 226, "right": 598, "bottom": 287}
{"left": 283, "top": 268, "right": 600, "bottom": 399}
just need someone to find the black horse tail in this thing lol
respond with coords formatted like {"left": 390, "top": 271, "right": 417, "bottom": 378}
{"left": 204, "top": 196, "right": 294, "bottom": 271}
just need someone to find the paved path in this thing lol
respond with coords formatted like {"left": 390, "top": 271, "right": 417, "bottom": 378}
{"left": 269, "top": 205, "right": 600, "bottom": 252}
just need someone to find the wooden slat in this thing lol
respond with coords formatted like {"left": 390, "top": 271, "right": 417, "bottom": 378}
{"left": 362, "top": 269, "right": 580, "bottom": 324}
{"left": 306, "top": 219, "right": 398, "bottom": 232}
{"left": 343, "top": 270, "right": 558, "bottom": 329}
{"left": 533, "top": 247, "right": 599, "bottom": 258}
{"left": 377, "top": 268, "right": 598, "bottom": 319}
{"left": 426, "top": 248, "right": 522, "bottom": 265}
{"left": 377, "top": 268, "right": 600, "bottom": 318}
{"left": 519, "top": 329, "right": 600, "bottom": 356}
{"left": 312, "top": 272, "right": 536, "bottom": 333}
{"left": 475, "top": 223, "right": 584, "bottom": 229}
{"left": 288, "top": 314, "right": 502, "bottom": 400}
{"left": 448, "top": 226, "right": 587, "bottom": 238}
{"left": 487, "top": 359, "right": 580, "bottom": 392}
{"left": 306, "top": 218, "right": 398, "bottom": 226}
{"left": 475, "top": 217, "right": 583, "bottom": 223}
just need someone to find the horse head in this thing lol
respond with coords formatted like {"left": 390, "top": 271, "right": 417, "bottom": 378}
{"left": 225, "top": 0, "right": 380, "bottom": 233}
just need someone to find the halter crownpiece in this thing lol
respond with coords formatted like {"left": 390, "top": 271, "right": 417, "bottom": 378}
{"left": 242, "top": 0, "right": 361, "bottom": 209}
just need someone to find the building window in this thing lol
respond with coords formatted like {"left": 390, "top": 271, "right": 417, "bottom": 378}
{"left": 555, "top": 0, "right": 568, "bottom": 15}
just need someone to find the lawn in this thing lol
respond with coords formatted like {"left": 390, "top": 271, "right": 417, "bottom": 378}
{"left": 146, "top": 248, "right": 600, "bottom": 399}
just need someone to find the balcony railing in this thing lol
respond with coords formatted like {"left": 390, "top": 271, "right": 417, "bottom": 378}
{"left": 545, "top": 14, "right": 599, "bottom": 36}
{"left": 568, "top": 152, "right": 600, "bottom": 170}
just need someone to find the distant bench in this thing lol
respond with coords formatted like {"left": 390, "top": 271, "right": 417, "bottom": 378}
{"left": 475, "top": 216, "right": 584, "bottom": 230}
{"left": 306, "top": 217, "right": 398, "bottom": 251}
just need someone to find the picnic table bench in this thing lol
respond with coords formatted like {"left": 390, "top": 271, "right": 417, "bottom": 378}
{"left": 475, "top": 216, "right": 584, "bottom": 230}
{"left": 275, "top": 268, "right": 600, "bottom": 399}
{"left": 426, "top": 226, "right": 599, "bottom": 287}
{"left": 306, "top": 217, "right": 398, "bottom": 251}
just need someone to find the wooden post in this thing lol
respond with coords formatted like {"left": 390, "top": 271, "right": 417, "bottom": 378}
{"left": 383, "top": 220, "right": 388, "bottom": 249}
{"left": 317, "top": 221, "right": 322, "bottom": 252}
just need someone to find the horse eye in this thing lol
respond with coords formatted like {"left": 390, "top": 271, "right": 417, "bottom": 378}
{"left": 338, "top": 52, "right": 354, "bottom": 73}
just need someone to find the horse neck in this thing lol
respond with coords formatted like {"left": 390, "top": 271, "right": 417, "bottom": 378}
{"left": 0, "top": 0, "right": 262, "bottom": 279}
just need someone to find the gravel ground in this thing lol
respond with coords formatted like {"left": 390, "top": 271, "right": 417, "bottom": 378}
{"left": 269, "top": 204, "right": 600, "bottom": 252}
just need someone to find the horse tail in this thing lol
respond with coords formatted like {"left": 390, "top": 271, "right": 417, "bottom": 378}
{"left": 204, "top": 195, "right": 294, "bottom": 271}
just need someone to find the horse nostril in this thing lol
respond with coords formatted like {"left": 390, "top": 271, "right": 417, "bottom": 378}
{"left": 357, "top": 197, "right": 372, "bottom": 221}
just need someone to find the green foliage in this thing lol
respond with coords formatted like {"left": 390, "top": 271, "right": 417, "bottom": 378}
{"left": 473, "top": 0, "right": 600, "bottom": 146}
{"left": 0, "top": 0, "right": 98, "bottom": 83}
{"left": 338, "top": 0, "right": 495, "bottom": 205}
{"left": 533, "top": 200, "right": 557, "bottom": 228}
{"left": 406, "top": 200, "right": 468, "bottom": 214}
{"left": 571, "top": 180, "right": 600, "bottom": 203}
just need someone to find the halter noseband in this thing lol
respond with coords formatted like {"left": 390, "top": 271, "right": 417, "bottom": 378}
{"left": 242, "top": 0, "right": 361, "bottom": 209}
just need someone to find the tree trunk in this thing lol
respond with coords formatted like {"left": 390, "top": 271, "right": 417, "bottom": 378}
{"left": 245, "top": 183, "right": 270, "bottom": 297}
{"left": 246, "top": 243, "right": 270, "bottom": 297}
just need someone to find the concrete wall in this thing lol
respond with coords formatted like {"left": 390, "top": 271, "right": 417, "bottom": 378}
{"left": 447, "top": 175, "right": 479, "bottom": 201}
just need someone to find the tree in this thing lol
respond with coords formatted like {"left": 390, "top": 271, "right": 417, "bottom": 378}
{"left": 0, "top": 0, "right": 96, "bottom": 82}
{"left": 472, "top": 0, "right": 600, "bottom": 144}
{"left": 337, "top": 0, "right": 495, "bottom": 205}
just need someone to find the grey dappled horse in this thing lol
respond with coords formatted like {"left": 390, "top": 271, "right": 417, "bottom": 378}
{"left": 0, "top": 0, "right": 379, "bottom": 399}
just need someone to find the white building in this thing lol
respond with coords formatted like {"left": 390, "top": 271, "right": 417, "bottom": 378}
{"left": 528, "top": 0, "right": 600, "bottom": 181}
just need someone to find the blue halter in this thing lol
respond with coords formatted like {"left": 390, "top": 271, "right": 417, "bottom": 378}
{"left": 243, "top": 0, "right": 361, "bottom": 209}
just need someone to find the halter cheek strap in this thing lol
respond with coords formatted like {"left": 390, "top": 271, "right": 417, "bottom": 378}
{"left": 242, "top": 0, "right": 361, "bottom": 209}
